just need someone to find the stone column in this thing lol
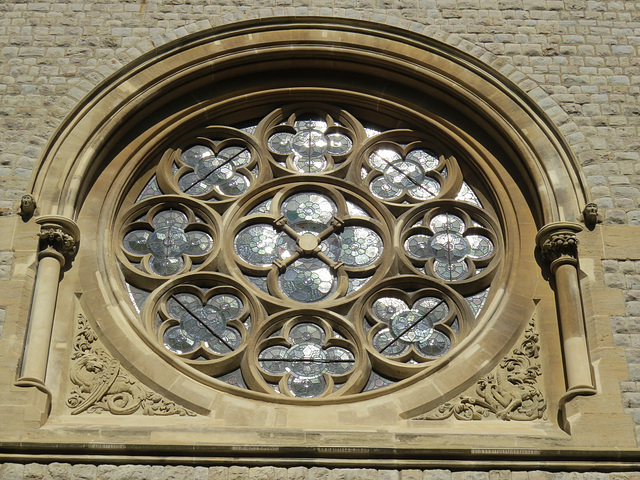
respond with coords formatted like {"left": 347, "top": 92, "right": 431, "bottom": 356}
{"left": 536, "top": 222, "right": 596, "bottom": 398}
{"left": 15, "top": 215, "right": 79, "bottom": 423}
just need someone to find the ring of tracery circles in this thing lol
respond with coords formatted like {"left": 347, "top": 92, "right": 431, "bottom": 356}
{"left": 116, "top": 107, "right": 502, "bottom": 401}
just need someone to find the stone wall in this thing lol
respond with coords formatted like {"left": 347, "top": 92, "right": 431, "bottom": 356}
{"left": 1, "top": 464, "right": 640, "bottom": 480}
{"left": 2, "top": 0, "right": 640, "bottom": 476}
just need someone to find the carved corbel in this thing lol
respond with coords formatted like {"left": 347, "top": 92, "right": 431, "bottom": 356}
{"left": 15, "top": 215, "right": 80, "bottom": 424}
{"left": 536, "top": 222, "right": 596, "bottom": 399}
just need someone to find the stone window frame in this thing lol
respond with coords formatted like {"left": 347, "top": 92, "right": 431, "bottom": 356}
{"left": 111, "top": 101, "right": 504, "bottom": 403}
{"left": 11, "top": 18, "right": 626, "bottom": 468}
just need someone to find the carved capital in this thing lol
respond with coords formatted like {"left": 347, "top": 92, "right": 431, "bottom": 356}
{"left": 36, "top": 215, "right": 80, "bottom": 266}
{"left": 535, "top": 222, "right": 582, "bottom": 270}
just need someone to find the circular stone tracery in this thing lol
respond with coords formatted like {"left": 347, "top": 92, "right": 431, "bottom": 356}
{"left": 230, "top": 184, "right": 389, "bottom": 305}
{"left": 116, "top": 107, "right": 502, "bottom": 400}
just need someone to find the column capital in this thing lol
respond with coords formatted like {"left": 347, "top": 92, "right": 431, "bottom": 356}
{"left": 535, "top": 222, "right": 582, "bottom": 270}
{"left": 36, "top": 215, "right": 80, "bottom": 266}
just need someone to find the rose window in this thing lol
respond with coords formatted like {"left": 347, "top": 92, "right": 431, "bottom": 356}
{"left": 115, "top": 106, "right": 502, "bottom": 400}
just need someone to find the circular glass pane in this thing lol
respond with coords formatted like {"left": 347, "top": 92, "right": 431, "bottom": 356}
{"left": 123, "top": 230, "right": 151, "bottom": 255}
{"left": 404, "top": 234, "right": 432, "bottom": 260}
{"left": 407, "top": 177, "right": 440, "bottom": 200}
{"left": 268, "top": 132, "right": 294, "bottom": 155}
{"left": 412, "top": 297, "right": 449, "bottom": 324}
{"left": 195, "top": 157, "right": 236, "bottom": 185}
{"left": 383, "top": 160, "right": 425, "bottom": 188}
{"left": 466, "top": 234, "right": 494, "bottom": 259}
{"left": 219, "top": 146, "right": 251, "bottom": 167}
{"left": 326, "top": 133, "right": 352, "bottom": 155}
{"left": 370, "top": 176, "right": 402, "bottom": 200}
{"left": 259, "top": 345, "right": 289, "bottom": 375}
{"left": 234, "top": 224, "right": 280, "bottom": 266}
{"left": 292, "top": 155, "right": 328, "bottom": 173}
{"left": 281, "top": 192, "right": 337, "bottom": 228}
{"left": 151, "top": 210, "right": 189, "bottom": 230}
{"left": 184, "top": 231, "right": 214, "bottom": 256}
{"left": 148, "top": 227, "right": 189, "bottom": 257}
{"left": 373, "top": 328, "right": 409, "bottom": 357}
{"left": 416, "top": 331, "right": 451, "bottom": 357}
{"left": 429, "top": 232, "right": 470, "bottom": 263}
{"left": 406, "top": 149, "right": 439, "bottom": 171}
{"left": 338, "top": 226, "right": 383, "bottom": 266}
{"left": 217, "top": 174, "right": 250, "bottom": 196}
{"left": 149, "top": 256, "right": 184, "bottom": 276}
{"left": 294, "top": 119, "right": 327, "bottom": 132}
{"left": 286, "top": 343, "right": 326, "bottom": 378}
{"left": 430, "top": 214, "right": 465, "bottom": 234}
{"left": 163, "top": 326, "right": 198, "bottom": 354}
{"left": 205, "top": 327, "right": 241, "bottom": 354}
{"left": 180, "top": 305, "right": 226, "bottom": 339}
{"left": 178, "top": 172, "right": 214, "bottom": 195}
{"left": 289, "top": 323, "right": 325, "bottom": 345}
{"left": 369, "top": 149, "right": 402, "bottom": 170}
{"left": 288, "top": 376, "right": 326, "bottom": 398}
{"left": 372, "top": 297, "right": 409, "bottom": 323}
{"left": 433, "top": 259, "right": 469, "bottom": 281}
{"left": 291, "top": 130, "right": 328, "bottom": 158}
{"left": 209, "top": 294, "right": 243, "bottom": 321}
{"left": 181, "top": 145, "right": 214, "bottom": 167}
{"left": 324, "top": 347, "right": 355, "bottom": 375}
{"left": 279, "top": 257, "right": 336, "bottom": 303}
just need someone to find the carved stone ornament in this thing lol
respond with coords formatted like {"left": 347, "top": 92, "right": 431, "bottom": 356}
{"left": 19, "top": 194, "right": 36, "bottom": 219}
{"left": 536, "top": 222, "right": 582, "bottom": 267}
{"left": 67, "top": 315, "right": 196, "bottom": 416}
{"left": 39, "top": 227, "right": 78, "bottom": 257}
{"left": 414, "top": 318, "right": 546, "bottom": 421}
{"left": 579, "top": 202, "right": 602, "bottom": 231}
{"left": 36, "top": 215, "right": 81, "bottom": 266}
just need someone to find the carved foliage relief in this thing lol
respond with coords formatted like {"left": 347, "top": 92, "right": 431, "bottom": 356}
{"left": 67, "top": 315, "right": 195, "bottom": 416}
{"left": 415, "top": 318, "right": 546, "bottom": 421}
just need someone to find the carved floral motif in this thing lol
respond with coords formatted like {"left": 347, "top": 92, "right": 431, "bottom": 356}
{"left": 415, "top": 318, "right": 546, "bottom": 421}
{"left": 539, "top": 232, "right": 579, "bottom": 263}
{"left": 67, "top": 315, "right": 196, "bottom": 416}
{"left": 39, "top": 227, "right": 78, "bottom": 258}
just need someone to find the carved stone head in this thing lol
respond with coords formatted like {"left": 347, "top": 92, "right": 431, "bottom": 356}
{"left": 19, "top": 194, "right": 36, "bottom": 218}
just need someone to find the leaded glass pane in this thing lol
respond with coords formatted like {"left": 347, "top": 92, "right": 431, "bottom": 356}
{"left": 234, "top": 224, "right": 281, "bottom": 266}
{"left": 338, "top": 227, "right": 383, "bottom": 266}
{"left": 279, "top": 258, "right": 336, "bottom": 303}
{"left": 181, "top": 145, "right": 214, "bottom": 167}
{"left": 416, "top": 331, "right": 451, "bottom": 357}
{"left": 136, "top": 175, "right": 162, "bottom": 201}
{"left": 281, "top": 193, "right": 337, "bottom": 229}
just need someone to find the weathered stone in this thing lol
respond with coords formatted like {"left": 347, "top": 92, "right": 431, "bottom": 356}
{"left": 0, "top": 464, "right": 26, "bottom": 480}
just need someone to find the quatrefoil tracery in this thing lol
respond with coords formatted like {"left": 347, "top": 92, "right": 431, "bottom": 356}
{"left": 117, "top": 107, "right": 502, "bottom": 400}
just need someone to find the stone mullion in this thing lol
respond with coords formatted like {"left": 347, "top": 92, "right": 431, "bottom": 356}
{"left": 536, "top": 222, "right": 596, "bottom": 398}
{"left": 15, "top": 215, "right": 80, "bottom": 424}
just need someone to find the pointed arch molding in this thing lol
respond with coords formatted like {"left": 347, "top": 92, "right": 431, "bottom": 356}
{"left": 30, "top": 17, "right": 586, "bottom": 224}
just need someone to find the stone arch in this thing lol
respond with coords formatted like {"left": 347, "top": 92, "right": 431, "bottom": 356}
{"left": 15, "top": 16, "right": 599, "bottom": 430}
{"left": 29, "top": 16, "right": 589, "bottom": 225}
